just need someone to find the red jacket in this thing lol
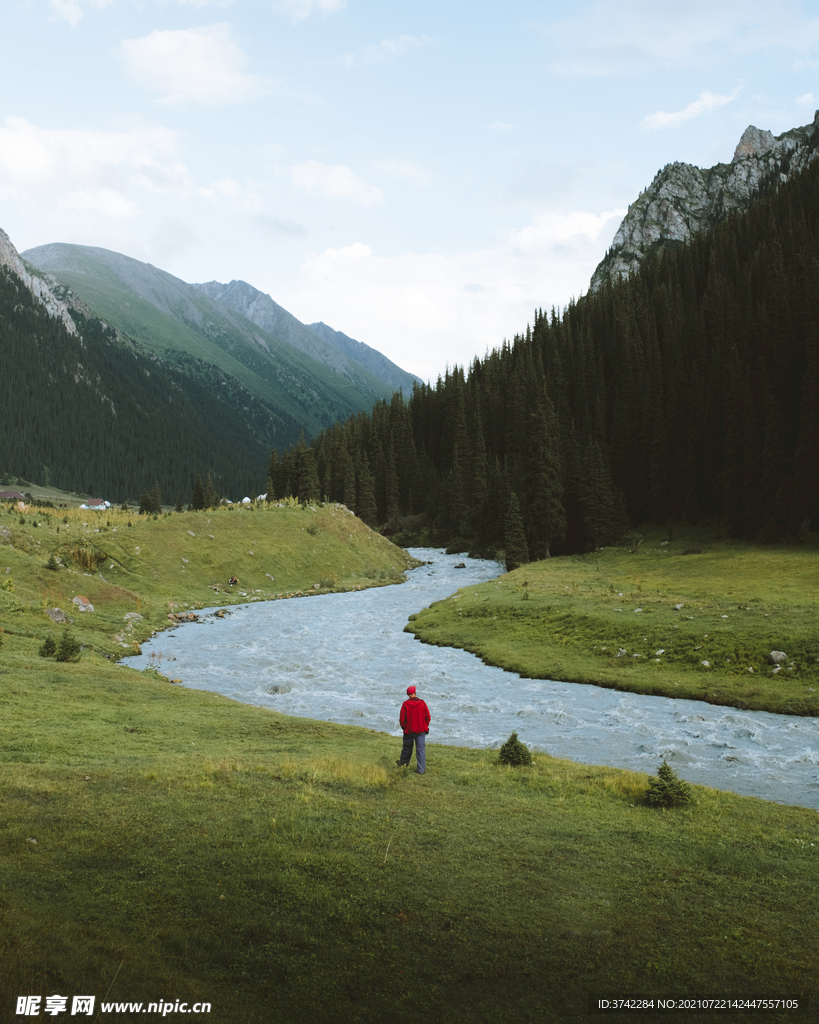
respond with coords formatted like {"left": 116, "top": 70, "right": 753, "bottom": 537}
{"left": 400, "top": 696, "right": 430, "bottom": 734}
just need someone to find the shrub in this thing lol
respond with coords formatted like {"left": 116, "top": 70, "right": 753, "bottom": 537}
{"left": 498, "top": 732, "right": 533, "bottom": 767}
{"left": 0, "top": 577, "right": 14, "bottom": 592}
{"left": 39, "top": 635, "right": 56, "bottom": 657}
{"left": 55, "top": 628, "right": 82, "bottom": 663}
{"left": 45, "top": 554, "right": 59, "bottom": 571}
{"left": 646, "top": 760, "right": 693, "bottom": 807}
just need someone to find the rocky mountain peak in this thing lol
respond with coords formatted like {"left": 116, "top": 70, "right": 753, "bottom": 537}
{"left": 732, "top": 125, "right": 775, "bottom": 161}
{"left": 0, "top": 228, "right": 78, "bottom": 335}
{"left": 590, "top": 112, "right": 819, "bottom": 292}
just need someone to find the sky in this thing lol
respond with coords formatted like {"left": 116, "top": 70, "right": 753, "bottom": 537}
{"left": 2, "top": 1, "right": 819, "bottom": 381}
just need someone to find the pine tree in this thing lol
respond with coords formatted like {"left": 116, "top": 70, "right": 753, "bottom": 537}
{"left": 646, "top": 760, "right": 692, "bottom": 807}
{"left": 203, "top": 472, "right": 218, "bottom": 509}
{"left": 191, "top": 475, "right": 205, "bottom": 511}
{"left": 498, "top": 731, "right": 533, "bottom": 766}
{"left": 356, "top": 453, "right": 377, "bottom": 526}
{"left": 524, "top": 402, "right": 566, "bottom": 558}
{"left": 55, "top": 628, "right": 82, "bottom": 663}
{"left": 297, "top": 448, "right": 320, "bottom": 504}
{"left": 150, "top": 481, "right": 162, "bottom": 514}
{"left": 504, "top": 492, "right": 529, "bottom": 571}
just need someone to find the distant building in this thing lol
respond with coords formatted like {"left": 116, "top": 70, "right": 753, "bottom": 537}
{"left": 0, "top": 490, "right": 27, "bottom": 501}
{"left": 79, "top": 499, "right": 112, "bottom": 511}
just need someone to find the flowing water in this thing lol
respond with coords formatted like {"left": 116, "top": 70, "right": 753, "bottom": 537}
{"left": 128, "top": 549, "right": 819, "bottom": 810}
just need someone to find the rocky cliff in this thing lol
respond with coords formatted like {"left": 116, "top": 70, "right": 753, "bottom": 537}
{"left": 590, "top": 111, "right": 819, "bottom": 292}
{"left": 0, "top": 228, "right": 78, "bottom": 334}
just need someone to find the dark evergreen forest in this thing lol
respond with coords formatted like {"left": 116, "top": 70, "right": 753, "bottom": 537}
{"left": 0, "top": 270, "right": 278, "bottom": 501}
{"left": 271, "top": 155, "right": 819, "bottom": 558}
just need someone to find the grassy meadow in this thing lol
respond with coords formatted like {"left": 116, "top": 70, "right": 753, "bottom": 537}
{"left": 0, "top": 499, "right": 417, "bottom": 664}
{"left": 2, "top": 662, "right": 818, "bottom": 1024}
{"left": 1, "top": 511, "right": 818, "bottom": 1022}
{"left": 408, "top": 526, "right": 819, "bottom": 717}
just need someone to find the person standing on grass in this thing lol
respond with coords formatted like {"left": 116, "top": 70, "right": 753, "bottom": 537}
{"left": 397, "top": 685, "right": 430, "bottom": 774}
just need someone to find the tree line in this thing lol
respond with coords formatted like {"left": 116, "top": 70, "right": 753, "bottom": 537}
{"left": 270, "top": 151, "right": 819, "bottom": 559}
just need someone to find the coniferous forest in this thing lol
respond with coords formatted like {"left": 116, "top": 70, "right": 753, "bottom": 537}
{"left": 271, "top": 154, "right": 819, "bottom": 557}
{"left": 0, "top": 271, "right": 278, "bottom": 501}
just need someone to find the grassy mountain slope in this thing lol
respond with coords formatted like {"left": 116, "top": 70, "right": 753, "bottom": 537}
{"left": 192, "top": 278, "right": 403, "bottom": 393}
{"left": 22, "top": 243, "right": 397, "bottom": 442}
{"left": 0, "top": 267, "right": 282, "bottom": 500}
{"left": 308, "top": 319, "right": 419, "bottom": 392}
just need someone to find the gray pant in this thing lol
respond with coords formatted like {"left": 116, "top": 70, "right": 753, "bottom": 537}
{"left": 399, "top": 732, "right": 426, "bottom": 773}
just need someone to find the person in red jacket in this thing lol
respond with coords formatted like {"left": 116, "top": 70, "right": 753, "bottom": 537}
{"left": 397, "top": 685, "right": 430, "bottom": 774}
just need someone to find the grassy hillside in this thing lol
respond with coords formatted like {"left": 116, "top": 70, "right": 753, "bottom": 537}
{"left": 406, "top": 526, "right": 819, "bottom": 717}
{"left": 51, "top": 269, "right": 387, "bottom": 439}
{"left": 0, "top": 500, "right": 417, "bottom": 663}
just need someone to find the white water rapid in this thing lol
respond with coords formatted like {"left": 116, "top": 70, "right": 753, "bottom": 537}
{"left": 128, "top": 549, "right": 819, "bottom": 810}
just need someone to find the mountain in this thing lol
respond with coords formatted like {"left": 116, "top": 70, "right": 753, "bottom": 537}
{"left": 307, "top": 321, "right": 418, "bottom": 393}
{"left": 22, "top": 243, "right": 398, "bottom": 447}
{"left": 0, "top": 228, "right": 78, "bottom": 335}
{"left": 590, "top": 110, "right": 819, "bottom": 292}
{"left": 193, "top": 279, "right": 418, "bottom": 393}
{"left": 0, "top": 239, "right": 278, "bottom": 501}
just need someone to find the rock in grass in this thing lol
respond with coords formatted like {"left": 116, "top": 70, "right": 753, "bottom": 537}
{"left": 498, "top": 731, "right": 533, "bottom": 767}
{"left": 768, "top": 651, "right": 787, "bottom": 665}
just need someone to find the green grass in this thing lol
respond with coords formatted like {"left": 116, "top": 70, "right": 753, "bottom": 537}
{"left": 406, "top": 526, "right": 819, "bottom": 717}
{"left": 2, "top": 515, "right": 818, "bottom": 1022}
{"left": 2, "top": 660, "right": 817, "bottom": 1024}
{"left": 0, "top": 500, "right": 417, "bottom": 665}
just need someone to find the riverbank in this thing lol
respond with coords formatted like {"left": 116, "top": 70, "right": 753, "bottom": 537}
{"left": 2, "top": 656, "right": 817, "bottom": 1023}
{"left": 406, "top": 527, "right": 819, "bottom": 717}
{"left": 0, "top": 500, "right": 419, "bottom": 664}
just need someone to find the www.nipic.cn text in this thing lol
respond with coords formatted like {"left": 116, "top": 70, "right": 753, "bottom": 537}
{"left": 16, "top": 997, "right": 212, "bottom": 1016}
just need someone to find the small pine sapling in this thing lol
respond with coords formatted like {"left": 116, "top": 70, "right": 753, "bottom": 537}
{"left": 55, "top": 628, "right": 82, "bottom": 663}
{"left": 39, "top": 635, "right": 56, "bottom": 658}
{"left": 646, "top": 759, "right": 693, "bottom": 807}
{"left": 45, "top": 554, "right": 59, "bottom": 571}
{"left": 498, "top": 731, "right": 533, "bottom": 767}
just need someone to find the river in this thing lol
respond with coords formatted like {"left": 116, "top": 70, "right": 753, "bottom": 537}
{"left": 128, "top": 549, "right": 819, "bottom": 811}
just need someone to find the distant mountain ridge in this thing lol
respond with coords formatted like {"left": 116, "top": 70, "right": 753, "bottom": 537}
{"left": 1, "top": 233, "right": 417, "bottom": 498}
{"left": 194, "top": 279, "right": 418, "bottom": 394}
{"left": 591, "top": 110, "right": 819, "bottom": 291}
{"left": 22, "top": 242, "right": 401, "bottom": 448}
{"left": 307, "top": 321, "right": 418, "bottom": 393}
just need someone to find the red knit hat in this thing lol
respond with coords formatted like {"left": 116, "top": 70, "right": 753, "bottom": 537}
{"left": 406, "top": 685, "right": 416, "bottom": 695}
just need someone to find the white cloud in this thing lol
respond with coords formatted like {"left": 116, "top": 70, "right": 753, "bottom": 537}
{"left": 0, "top": 116, "right": 184, "bottom": 221}
{"left": 641, "top": 83, "right": 743, "bottom": 130}
{"left": 489, "top": 121, "right": 513, "bottom": 131}
{"left": 291, "top": 161, "right": 384, "bottom": 205}
{"left": 338, "top": 34, "right": 430, "bottom": 68}
{"left": 372, "top": 158, "right": 430, "bottom": 187}
{"left": 49, "top": 0, "right": 112, "bottom": 28}
{"left": 284, "top": 209, "right": 624, "bottom": 381}
{"left": 120, "top": 24, "right": 270, "bottom": 105}
{"left": 796, "top": 91, "right": 817, "bottom": 105}
{"left": 61, "top": 188, "right": 139, "bottom": 219}
{"left": 273, "top": 0, "right": 346, "bottom": 25}
{"left": 546, "top": 0, "right": 819, "bottom": 78}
